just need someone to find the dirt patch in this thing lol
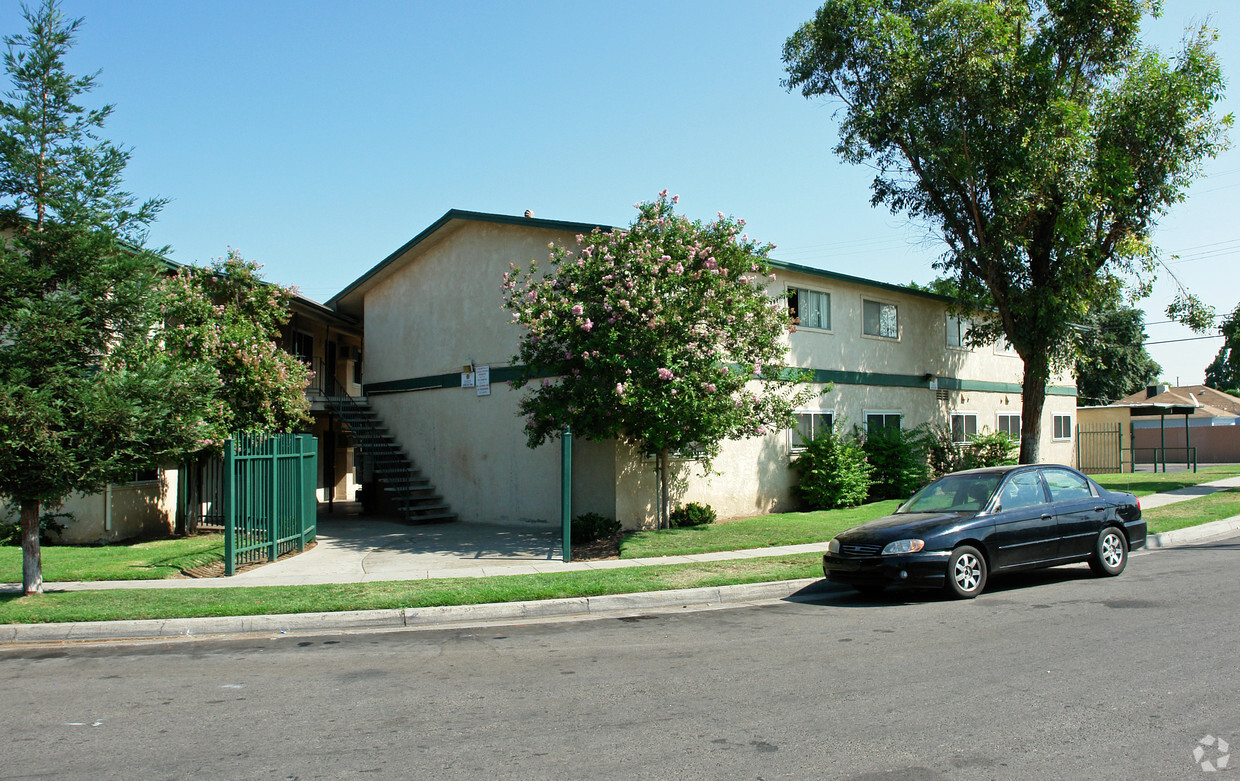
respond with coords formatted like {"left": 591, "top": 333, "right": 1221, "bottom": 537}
{"left": 178, "top": 541, "right": 316, "bottom": 578}
{"left": 571, "top": 532, "right": 622, "bottom": 561}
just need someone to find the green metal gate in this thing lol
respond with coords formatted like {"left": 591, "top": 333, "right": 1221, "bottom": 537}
{"left": 1076, "top": 422, "right": 1122, "bottom": 474}
{"left": 223, "top": 433, "right": 318, "bottom": 575}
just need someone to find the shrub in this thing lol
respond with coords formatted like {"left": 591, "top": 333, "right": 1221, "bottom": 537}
{"left": 0, "top": 511, "right": 69, "bottom": 546}
{"left": 570, "top": 512, "right": 621, "bottom": 544}
{"left": 792, "top": 428, "right": 873, "bottom": 509}
{"left": 963, "top": 430, "right": 1018, "bottom": 469}
{"left": 860, "top": 424, "right": 930, "bottom": 501}
{"left": 925, "top": 425, "right": 965, "bottom": 479}
{"left": 669, "top": 502, "right": 716, "bottom": 528}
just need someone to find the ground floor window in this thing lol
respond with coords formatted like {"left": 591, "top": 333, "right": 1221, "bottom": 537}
{"left": 791, "top": 411, "right": 834, "bottom": 451}
{"left": 950, "top": 412, "right": 978, "bottom": 443}
{"left": 1053, "top": 414, "right": 1072, "bottom": 440}
{"left": 997, "top": 412, "right": 1021, "bottom": 441}
{"left": 866, "top": 412, "right": 902, "bottom": 433}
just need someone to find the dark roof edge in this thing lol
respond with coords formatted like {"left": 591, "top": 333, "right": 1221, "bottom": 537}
{"left": 327, "top": 209, "right": 611, "bottom": 308}
{"left": 767, "top": 257, "right": 953, "bottom": 303}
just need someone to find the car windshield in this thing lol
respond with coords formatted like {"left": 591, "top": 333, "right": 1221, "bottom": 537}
{"left": 898, "top": 473, "right": 1004, "bottom": 513}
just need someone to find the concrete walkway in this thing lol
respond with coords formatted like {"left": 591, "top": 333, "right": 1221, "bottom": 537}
{"left": 5, "top": 475, "right": 1240, "bottom": 594}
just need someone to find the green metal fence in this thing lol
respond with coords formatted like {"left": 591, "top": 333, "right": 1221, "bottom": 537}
{"left": 223, "top": 433, "right": 318, "bottom": 576}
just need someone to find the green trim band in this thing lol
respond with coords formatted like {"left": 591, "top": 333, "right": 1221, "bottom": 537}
{"left": 365, "top": 365, "right": 1076, "bottom": 398}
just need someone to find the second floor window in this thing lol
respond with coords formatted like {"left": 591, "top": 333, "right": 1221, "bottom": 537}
{"left": 863, "top": 299, "right": 898, "bottom": 339}
{"left": 292, "top": 331, "right": 314, "bottom": 363}
{"left": 788, "top": 287, "right": 831, "bottom": 330}
{"left": 946, "top": 314, "right": 972, "bottom": 348}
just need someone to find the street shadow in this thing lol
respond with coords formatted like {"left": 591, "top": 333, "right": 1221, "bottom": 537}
{"left": 784, "top": 565, "right": 1102, "bottom": 608}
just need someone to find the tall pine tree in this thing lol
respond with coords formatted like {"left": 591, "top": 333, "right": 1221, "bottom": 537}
{"left": 0, "top": 1, "right": 216, "bottom": 594}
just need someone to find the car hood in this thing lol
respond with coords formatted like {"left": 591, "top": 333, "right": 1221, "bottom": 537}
{"left": 838, "top": 511, "right": 980, "bottom": 541}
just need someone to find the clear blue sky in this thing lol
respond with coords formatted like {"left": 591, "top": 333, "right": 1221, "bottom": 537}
{"left": 2, "top": 1, "right": 1236, "bottom": 386}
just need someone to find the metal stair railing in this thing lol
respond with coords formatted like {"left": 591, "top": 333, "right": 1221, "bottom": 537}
{"left": 318, "top": 362, "right": 456, "bottom": 524}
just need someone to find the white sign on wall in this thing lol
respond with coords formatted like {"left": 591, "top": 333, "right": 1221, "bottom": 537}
{"left": 461, "top": 371, "right": 476, "bottom": 388}
{"left": 476, "top": 364, "right": 490, "bottom": 396}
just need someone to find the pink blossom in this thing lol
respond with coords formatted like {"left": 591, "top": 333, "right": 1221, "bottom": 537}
{"left": 572, "top": 304, "right": 584, "bottom": 316}
{"left": 671, "top": 194, "right": 679, "bottom": 204}
{"left": 581, "top": 319, "right": 593, "bottom": 331}
{"left": 616, "top": 383, "right": 625, "bottom": 395}
{"left": 659, "top": 188, "right": 669, "bottom": 198}
{"left": 658, "top": 368, "right": 674, "bottom": 381}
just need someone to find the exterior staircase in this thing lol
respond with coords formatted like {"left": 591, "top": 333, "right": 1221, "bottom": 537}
{"left": 323, "top": 391, "right": 456, "bottom": 524}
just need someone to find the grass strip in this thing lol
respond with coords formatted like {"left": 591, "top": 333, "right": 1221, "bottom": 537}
{"left": 0, "top": 534, "right": 224, "bottom": 584}
{"left": 1091, "top": 465, "right": 1240, "bottom": 497}
{"left": 620, "top": 500, "right": 900, "bottom": 558}
{"left": 1140, "top": 488, "right": 1240, "bottom": 535}
{"left": 0, "top": 554, "right": 822, "bottom": 625}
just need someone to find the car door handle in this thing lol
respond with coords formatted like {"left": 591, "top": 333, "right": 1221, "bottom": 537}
{"left": 1093, "top": 507, "right": 1105, "bottom": 513}
{"left": 1041, "top": 514, "right": 1053, "bottom": 520}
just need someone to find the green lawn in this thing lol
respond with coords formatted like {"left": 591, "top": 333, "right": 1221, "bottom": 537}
{"left": 0, "top": 534, "right": 224, "bottom": 584}
{"left": 1091, "top": 464, "right": 1240, "bottom": 497}
{"left": 620, "top": 500, "right": 900, "bottom": 558}
{"left": 1141, "top": 488, "right": 1240, "bottom": 534}
{"left": 0, "top": 553, "right": 822, "bottom": 625}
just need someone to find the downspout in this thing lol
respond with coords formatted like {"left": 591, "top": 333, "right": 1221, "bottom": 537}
{"left": 104, "top": 483, "right": 113, "bottom": 534}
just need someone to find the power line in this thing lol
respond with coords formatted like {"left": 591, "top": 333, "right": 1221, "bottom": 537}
{"left": 1145, "top": 334, "right": 1225, "bottom": 346}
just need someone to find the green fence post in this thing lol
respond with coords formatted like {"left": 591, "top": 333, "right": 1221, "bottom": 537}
{"left": 268, "top": 435, "right": 279, "bottom": 564}
{"left": 562, "top": 426, "right": 572, "bottom": 563}
{"left": 224, "top": 438, "right": 236, "bottom": 576}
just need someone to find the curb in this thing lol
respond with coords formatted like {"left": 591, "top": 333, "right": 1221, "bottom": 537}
{"left": 1143, "top": 516, "right": 1240, "bottom": 549}
{"left": 0, "top": 579, "right": 829, "bottom": 646}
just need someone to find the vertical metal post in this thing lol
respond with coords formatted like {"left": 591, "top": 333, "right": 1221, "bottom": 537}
{"left": 1184, "top": 412, "right": 1193, "bottom": 472}
{"left": 562, "top": 426, "right": 572, "bottom": 563}
{"left": 1160, "top": 412, "right": 1166, "bottom": 473}
{"left": 269, "top": 435, "right": 279, "bottom": 563}
{"left": 224, "top": 438, "right": 236, "bottom": 576}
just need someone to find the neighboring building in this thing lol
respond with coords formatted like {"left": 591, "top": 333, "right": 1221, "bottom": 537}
{"left": 1078, "top": 384, "right": 1240, "bottom": 470}
{"left": 30, "top": 290, "right": 361, "bottom": 545}
{"left": 328, "top": 209, "right": 1078, "bottom": 530}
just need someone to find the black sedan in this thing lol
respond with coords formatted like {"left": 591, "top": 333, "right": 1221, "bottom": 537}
{"left": 822, "top": 465, "right": 1145, "bottom": 598}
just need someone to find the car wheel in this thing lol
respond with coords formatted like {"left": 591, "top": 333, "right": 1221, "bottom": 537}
{"left": 1089, "top": 526, "right": 1128, "bottom": 577}
{"left": 945, "top": 545, "right": 987, "bottom": 599}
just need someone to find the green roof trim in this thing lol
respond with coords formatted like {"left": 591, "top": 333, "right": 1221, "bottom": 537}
{"left": 328, "top": 209, "right": 611, "bottom": 309}
{"left": 365, "top": 365, "right": 1076, "bottom": 398}
{"left": 767, "top": 258, "right": 954, "bottom": 303}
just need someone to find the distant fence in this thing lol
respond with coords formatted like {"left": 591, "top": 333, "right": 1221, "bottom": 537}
{"left": 223, "top": 433, "right": 318, "bottom": 575}
{"left": 1076, "top": 422, "right": 1122, "bottom": 474}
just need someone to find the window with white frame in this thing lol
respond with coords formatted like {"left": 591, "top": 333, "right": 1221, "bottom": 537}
{"left": 863, "top": 299, "right": 899, "bottom": 339}
{"left": 866, "top": 412, "right": 902, "bottom": 433}
{"left": 994, "top": 337, "right": 1018, "bottom": 357}
{"left": 997, "top": 412, "right": 1021, "bottom": 441}
{"left": 791, "top": 411, "right": 834, "bottom": 451}
{"left": 950, "top": 412, "right": 978, "bottom": 443}
{"left": 946, "top": 314, "right": 973, "bottom": 348}
{"left": 787, "top": 286, "right": 831, "bottom": 330}
{"left": 292, "top": 331, "right": 315, "bottom": 363}
{"left": 1053, "top": 413, "right": 1072, "bottom": 440}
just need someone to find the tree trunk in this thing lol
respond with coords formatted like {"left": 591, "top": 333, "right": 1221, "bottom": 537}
{"left": 20, "top": 498, "right": 43, "bottom": 596}
{"left": 657, "top": 448, "right": 671, "bottom": 530}
{"left": 1018, "top": 350, "right": 1050, "bottom": 465}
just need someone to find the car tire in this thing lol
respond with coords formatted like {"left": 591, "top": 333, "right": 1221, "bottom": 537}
{"left": 945, "top": 545, "right": 987, "bottom": 599}
{"left": 1089, "top": 526, "right": 1128, "bottom": 577}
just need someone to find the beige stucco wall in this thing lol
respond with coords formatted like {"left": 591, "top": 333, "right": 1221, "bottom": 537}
{"left": 32, "top": 470, "right": 179, "bottom": 545}
{"left": 354, "top": 219, "right": 1079, "bottom": 529}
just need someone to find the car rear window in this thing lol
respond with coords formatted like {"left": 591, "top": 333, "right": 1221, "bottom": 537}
{"left": 1042, "top": 468, "right": 1094, "bottom": 502}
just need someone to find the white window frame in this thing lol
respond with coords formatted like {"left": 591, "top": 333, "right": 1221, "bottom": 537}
{"left": 950, "top": 412, "right": 979, "bottom": 443}
{"left": 293, "top": 330, "right": 315, "bottom": 363}
{"left": 862, "top": 298, "right": 900, "bottom": 340}
{"left": 946, "top": 314, "right": 974, "bottom": 349}
{"left": 790, "top": 410, "right": 835, "bottom": 452}
{"left": 994, "top": 337, "right": 1018, "bottom": 357}
{"left": 786, "top": 285, "right": 832, "bottom": 332}
{"left": 997, "top": 412, "right": 1022, "bottom": 441}
{"left": 1053, "top": 413, "right": 1073, "bottom": 441}
{"left": 864, "top": 410, "right": 903, "bottom": 433}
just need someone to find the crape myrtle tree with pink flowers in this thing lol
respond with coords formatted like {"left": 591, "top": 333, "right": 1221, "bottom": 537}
{"left": 160, "top": 249, "right": 312, "bottom": 446}
{"left": 503, "top": 191, "right": 820, "bottom": 529}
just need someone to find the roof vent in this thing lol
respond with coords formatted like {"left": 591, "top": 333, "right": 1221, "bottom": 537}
{"left": 524, "top": 210, "right": 534, "bottom": 218}
{"left": 1146, "top": 384, "right": 1169, "bottom": 398}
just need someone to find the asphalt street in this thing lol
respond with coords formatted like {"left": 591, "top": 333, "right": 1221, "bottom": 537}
{"left": 2, "top": 537, "right": 1237, "bottom": 780}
